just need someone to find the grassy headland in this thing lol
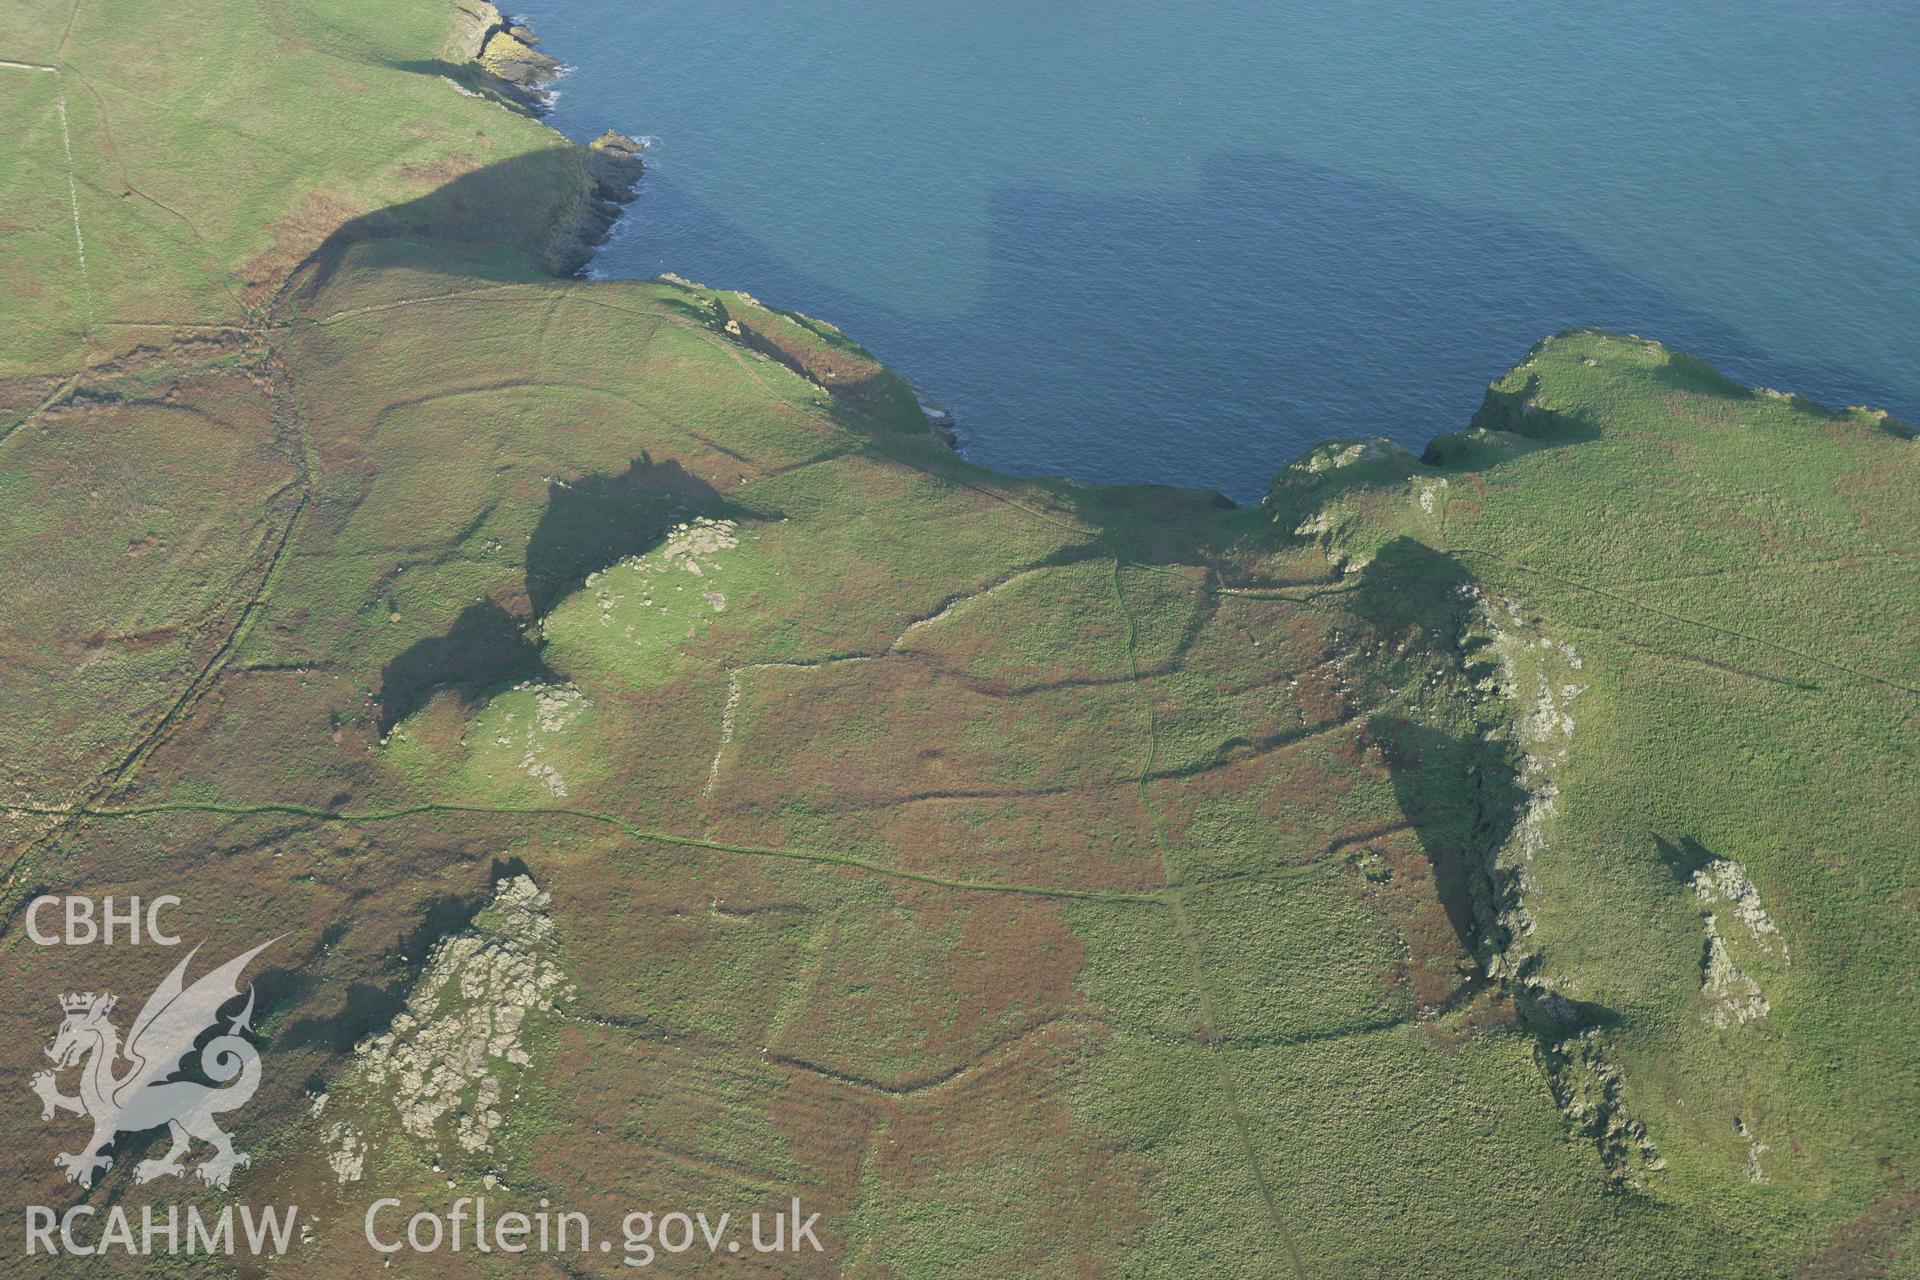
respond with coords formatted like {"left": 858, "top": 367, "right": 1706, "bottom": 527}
{"left": 0, "top": 1, "right": 1914, "bottom": 1276}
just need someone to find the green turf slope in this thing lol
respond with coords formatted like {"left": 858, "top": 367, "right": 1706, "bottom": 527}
{"left": 0, "top": 2, "right": 1914, "bottom": 1277}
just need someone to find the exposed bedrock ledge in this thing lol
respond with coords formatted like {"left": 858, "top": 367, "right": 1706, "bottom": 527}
{"left": 445, "top": 4, "right": 648, "bottom": 276}
{"left": 585, "top": 130, "right": 647, "bottom": 201}
{"left": 480, "top": 26, "right": 562, "bottom": 90}
{"left": 453, "top": 1, "right": 564, "bottom": 104}
{"left": 542, "top": 131, "right": 647, "bottom": 276}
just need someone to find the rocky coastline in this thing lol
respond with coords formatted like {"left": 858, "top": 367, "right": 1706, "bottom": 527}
{"left": 449, "top": 4, "right": 647, "bottom": 275}
{"left": 561, "top": 129, "right": 647, "bottom": 273}
{"left": 454, "top": 2, "right": 563, "bottom": 103}
{"left": 460, "top": 2, "right": 959, "bottom": 444}
{"left": 908, "top": 381, "right": 958, "bottom": 447}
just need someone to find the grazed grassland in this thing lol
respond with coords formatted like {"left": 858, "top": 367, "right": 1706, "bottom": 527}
{"left": 0, "top": 1, "right": 1914, "bottom": 1277}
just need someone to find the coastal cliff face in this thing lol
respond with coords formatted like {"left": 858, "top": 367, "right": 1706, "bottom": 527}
{"left": 450, "top": 0, "right": 503, "bottom": 59}
{"left": 447, "top": 2, "right": 645, "bottom": 274}
{"left": 453, "top": 0, "right": 561, "bottom": 86}
{"left": 0, "top": 1, "right": 1914, "bottom": 1277}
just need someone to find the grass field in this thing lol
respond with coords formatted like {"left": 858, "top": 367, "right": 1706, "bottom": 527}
{"left": 0, "top": 1, "right": 1915, "bottom": 1276}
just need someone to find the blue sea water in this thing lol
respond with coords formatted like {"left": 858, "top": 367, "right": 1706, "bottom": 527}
{"left": 522, "top": 0, "right": 1919, "bottom": 502}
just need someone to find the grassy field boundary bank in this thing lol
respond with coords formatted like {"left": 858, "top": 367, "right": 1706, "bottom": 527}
{"left": 1108, "top": 556, "right": 1311, "bottom": 1280}
{"left": 0, "top": 799, "right": 1165, "bottom": 906}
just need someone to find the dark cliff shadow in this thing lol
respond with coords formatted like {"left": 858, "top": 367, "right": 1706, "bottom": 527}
{"left": 287, "top": 135, "right": 633, "bottom": 299}
{"left": 376, "top": 454, "right": 750, "bottom": 730}
{"left": 1347, "top": 537, "right": 1625, "bottom": 1035}
{"left": 377, "top": 600, "right": 549, "bottom": 733}
{"left": 1345, "top": 538, "right": 1506, "bottom": 960}
{"left": 1654, "top": 835, "right": 1720, "bottom": 885}
{"left": 1369, "top": 715, "right": 1495, "bottom": 959}
{"left": 526, "top": 455, "right": 756, "bottom": 615}
{"left": 385, "top": 55, "right": 555, "bottom": 115}
{"left": 277, "top": 888, "right": 495, "bottom": 1054}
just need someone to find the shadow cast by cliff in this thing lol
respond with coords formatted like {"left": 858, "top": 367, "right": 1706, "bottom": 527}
{"left": 377, "top": 455, "right": 752, "bottom": 731}
{"left": 576, "top": 148, "right": 1911, "bottom": 499}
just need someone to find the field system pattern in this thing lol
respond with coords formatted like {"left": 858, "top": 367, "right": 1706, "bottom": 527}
{"left": 0, "top": 58, "right": 91, "bottom": 335}
{"left": 7, "top": 282, "right": 1339, "bottom": 1276}
{"left": 0, "top": 1, "right": 1915, "bottom": 1276}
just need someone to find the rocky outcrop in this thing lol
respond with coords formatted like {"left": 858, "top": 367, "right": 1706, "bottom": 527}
{"left": 479, "top": 28, "right": 561, "bottom": 92}
{"left": 1277, "top": 436, "right": 1412, "bottom": 485}
{"left": 453, "top": 2, "right": 563, "bottom": 102}
{"left": 540, "top": 131, "right": 647, "bottom": 275}
{"left": 501, "top": 680, "right": 591, "bottom": 797}
{"left": 1539, "top": 1033, "right": 1666, "bottom": 1188}
{"left": 1691, "top": 858, "right": 1788, "bottom": 962}
{"left": 707, "top": 292, "right": 929, "bottom": 431}
{"left": 456, "top": 2, "right": 560, "bottom": 90}
{"left": 908, "top": 381, "right": 958, "bottom": 447}
{"left": 578, "top": 517, "right": 741, "bottom": 630}
{"left": 1457, "top": 584, "right": 1585, "bottom": 986}
{"left": 1700, "top": 915, "right": 1769, "bottom": 1028}
{"left": 449, "top": 0, "right": 503, "bottom": 60}
{"left": 444, "top": 6, "right": 646, "bottom": 276}
{"left": 327, "top": 875, "right": 575, "bottom": 1181}
{"left": 1456, "top": 585, "right": 1665, "bottom": 1187}
{"left": 1692, "top": 858, "right": 1786, "bottom": 1029}
{"left": 586, "top": 130, "right": 646, "bottom": 200}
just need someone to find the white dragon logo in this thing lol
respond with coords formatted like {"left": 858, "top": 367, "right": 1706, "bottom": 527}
{"left": 29, "top": 939, "right": 274, "bottom": 1189}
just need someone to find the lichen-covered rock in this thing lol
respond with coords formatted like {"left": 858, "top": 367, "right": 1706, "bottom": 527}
{"left": 1734, "top": 1116, "right": 1771, "bottom": 1184}
{"left": 1700, "top": 914, "right": 1770, "bottom": 1028}
{"left": 1454, "top": 586, "right": 1666, "bottom": 1183}
{"left": 580, "top": 518, "right": 741, "bottom": 635}
{"left": 1691, "top": 858, "right": 1788, "bottom": 962}
{"left": 325, "top": 1120, "right": 369, "bottom": 1184}
{"left": 494, "top": 680, "right": 590, "bottom": 796}
{"left": 587, "top": 131, "right": 647, "bottom": 203}
{"left": 1461, "top": 585, "right": 1585, "bottom": 978}
{"left": 341, "top": 875, "right": 574, "bottom": 1176}
{"left": 1280, "top": 436, "right": 1409, "bottom": 484}
{"left": 1689, "top": 858, "right": 1783, "bottom": 1029}
{"left": 449, "top": 0, "right": 505, "bottom": 60}
{"left": 477, "top": 28, "right": 562, "bottom": 89}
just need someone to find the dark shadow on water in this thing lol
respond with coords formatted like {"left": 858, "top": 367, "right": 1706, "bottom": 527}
{"left": 584, "top": 150, "right": 1913, "bottom": 500}
{"left": 292, "top": 142, "right": 1910, "bottom": 501}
